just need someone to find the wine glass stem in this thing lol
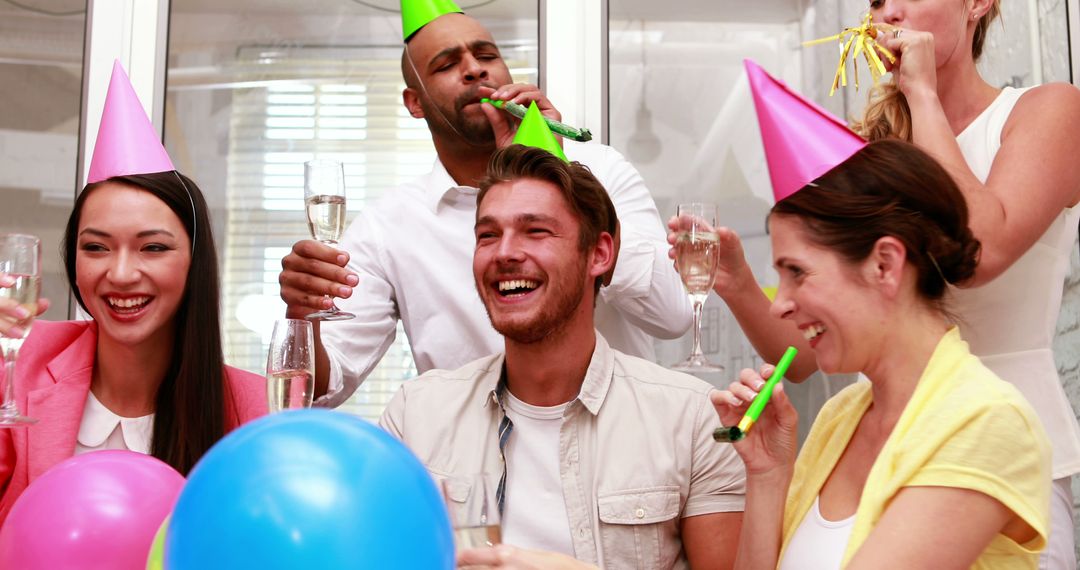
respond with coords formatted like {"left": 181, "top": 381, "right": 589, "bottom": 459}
{"left": 1, "top": 356, "right": 17, "bottom": 418}
{"left": 689, "top": 297, "right": 705, "bottom": 358}
{"left": 320, "top": 240, "right": 341, "bottom": 313}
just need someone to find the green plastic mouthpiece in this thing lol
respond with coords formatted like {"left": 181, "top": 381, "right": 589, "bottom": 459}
{"left": 713, "top": 346, "right": 799, "bottom": 443}
{"left": 480, "top": 98, "right": 593, "bottom": 142}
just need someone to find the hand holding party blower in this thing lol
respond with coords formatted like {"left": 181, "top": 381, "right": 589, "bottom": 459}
{"left": 713, "top": 346, "right": 798, "bottom": 443}
{"left": 481, "top": 98, "right": 593, "bottom": 142}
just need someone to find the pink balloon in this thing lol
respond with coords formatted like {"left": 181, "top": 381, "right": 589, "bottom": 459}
{"left": 0, "top": 450, "right": 184, "bottom": 570}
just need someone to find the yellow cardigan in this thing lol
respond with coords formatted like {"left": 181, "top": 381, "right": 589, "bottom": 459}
{"left": 780, "top": 328, "right": 1051, "bottom": 569}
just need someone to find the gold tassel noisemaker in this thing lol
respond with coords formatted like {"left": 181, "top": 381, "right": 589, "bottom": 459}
{"left": 803, "top": 14, "right": 898, "bottom": 96}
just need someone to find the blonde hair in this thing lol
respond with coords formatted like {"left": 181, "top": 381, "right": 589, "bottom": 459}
{"left": 851, "top": 0, "right": 1002, "bottom": 141}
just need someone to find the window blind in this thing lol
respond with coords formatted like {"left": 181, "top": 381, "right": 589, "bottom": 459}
{"left": 220, "top": 45, "right": 534, "bottom": 420}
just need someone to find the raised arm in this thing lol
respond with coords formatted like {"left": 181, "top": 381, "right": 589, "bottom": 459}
{"left": 278, "top": 240, "right": 355, "bottom": 399}
{"left": 0, "top": 272, "right": 49, "bottom": 339}
{"left": 881, "top": 32, "right": 1080, "bottom": 285}
{"left": 666, "top": 221, "right": 816, "bottom": 380}
{"left": 591, "top": 145, "right": 694, "bottom": 339}
{"left": 710, "top": 365, "right": 800, "bottom": 570}
{"left": 278, "top": 212, "right": 401, "bottom": 407}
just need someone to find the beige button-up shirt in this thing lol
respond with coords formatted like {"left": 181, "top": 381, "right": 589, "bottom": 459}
{"left": 380, "top": 333, "right": 746, "bottom": 569}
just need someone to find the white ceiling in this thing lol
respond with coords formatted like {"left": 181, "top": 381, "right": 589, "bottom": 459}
{"left": 174, "top": 0, "right": 800, "bottom": 22}
{"left": 0, "top": 0, "right": 801, "bottom": 24}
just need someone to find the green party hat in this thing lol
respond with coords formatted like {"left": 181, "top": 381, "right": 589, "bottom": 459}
{"left": 512, "top": 101, "right": 568, "bottom": 162}
{"left": 401, "top": 0, "right": 463, "bottom": 42}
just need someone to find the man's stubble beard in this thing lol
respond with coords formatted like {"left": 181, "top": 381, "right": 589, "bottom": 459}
{"left": 481, "top": 259, "right": 590, "bottom": 345}
{"left": 422, "top": 92, "right": 496, "bottom": 147}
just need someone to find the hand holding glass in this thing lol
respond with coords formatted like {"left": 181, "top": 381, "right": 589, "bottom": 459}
{"left": 304, "top": 159, "right": 354, "bottom": 321}
{"left": 0, "top": 234, "right": 40, "bottom": 426}
{"left": 672, "top": 203, "right": 723, "bottom": 372}
{"left": 265, "top": 319, "right": 315, "bottom": 413}
{"left": 443, "top": 474, "right": 501, "bottom": 552}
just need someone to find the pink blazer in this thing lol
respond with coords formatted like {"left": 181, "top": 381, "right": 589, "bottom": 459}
{"left": 0, "top": 320, "right": 267, "bottom": 526}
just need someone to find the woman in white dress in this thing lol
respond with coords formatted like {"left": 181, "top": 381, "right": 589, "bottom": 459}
{"left": 861, "top": 2, "right": 1080, "bottom": 566}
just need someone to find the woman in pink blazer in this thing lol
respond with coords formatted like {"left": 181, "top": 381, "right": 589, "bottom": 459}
{"left": 0, "top": 171, "right": 267, "bottom": 527}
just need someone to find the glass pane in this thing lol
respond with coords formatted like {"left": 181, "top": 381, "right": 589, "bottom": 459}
{"left": 0, "top": 3, "right": 86, "bottom": 320}
{"left": 166, "top": 0, "right": 538, "bottom": 421}
{"left": 608, "top": 0, "right": 1076, "bottom": 452}
{"left": 608, "top": 2, "right": 805, "bottom": 387}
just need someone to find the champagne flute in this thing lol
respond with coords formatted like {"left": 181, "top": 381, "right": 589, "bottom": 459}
{"left": 304, "top": 159, "right": 354, "bottom": 321}
{"left": 0, "top": 234, "right": 40, "bottom": 426}
{"left": 442, "top": 473, "right": 502, "bottom": 552}
{"left": 265, "top": 318, "right": 315, "bottom": 413}
{"left": 672, "top": 203, "right": 723, "bottom": 372}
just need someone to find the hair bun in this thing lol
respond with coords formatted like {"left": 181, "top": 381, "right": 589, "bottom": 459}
{"left": 930, "top": 229, "right": 981, "bottom": 285}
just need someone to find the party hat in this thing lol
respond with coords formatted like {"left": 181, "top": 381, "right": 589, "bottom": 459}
{"left": 87, "top": 61, "right": 174, "bottom": 184}
{"left": 401, "top": 0, "right": 463, "bottom": 42}
{"left": 744, "top": 59, "right": 865, "bottom": 202}
{"left": 512, "top": 101, "right": 568, "bottom": 163}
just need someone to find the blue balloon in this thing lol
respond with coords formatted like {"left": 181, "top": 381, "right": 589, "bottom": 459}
{"left": 166, "top": 409, "right": 453, "bottom": 569}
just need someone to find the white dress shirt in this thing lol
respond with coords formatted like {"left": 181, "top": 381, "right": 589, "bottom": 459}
{"left": 319, "top": 142, "right": 692, "bottom": 406}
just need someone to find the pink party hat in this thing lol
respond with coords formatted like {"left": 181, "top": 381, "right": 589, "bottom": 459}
{"left": 87, "top": 60, "right": 174, "bottom": 184}
{"left": 744, "top": 59, "right": 865, "bottom": 202}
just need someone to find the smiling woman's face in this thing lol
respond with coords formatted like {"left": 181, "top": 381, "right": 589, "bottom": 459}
{"left": 767, "top": 214, "right": 888, "bottom": 375}
{"left": 75, "top": 182, "right": 191, "bottom": 348}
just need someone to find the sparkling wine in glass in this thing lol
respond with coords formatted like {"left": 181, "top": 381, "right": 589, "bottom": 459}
{"left": 304, "top": 159, "right": 354, "bottom": 321}
{"left": 0, "top": 234, "right": 40, "bottom": 426}
{"left": 265, "top": 319, "right": 315, "bottom": 413}
{"left": 672, "top": 203, "right": 723, "bottom": 372}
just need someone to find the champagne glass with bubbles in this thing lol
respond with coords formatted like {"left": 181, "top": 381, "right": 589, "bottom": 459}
{"left": 672, "top": 203, "right": 723, "bottom": 372}
{"left": 0, "top": 234, "right": 40, "bottom": 426}
{"left": 265, "top": 319, "right": 315, "bottom": 413}
{"left": 304, "top": 159, "right": 354, "bottom": 321}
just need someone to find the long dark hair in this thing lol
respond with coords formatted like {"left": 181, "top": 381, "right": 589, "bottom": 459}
{"left": 61, "top": 171, "right": 225, "bottom": 475}
{"left": 772, "top": 140, "right": 981, "bottom": 313}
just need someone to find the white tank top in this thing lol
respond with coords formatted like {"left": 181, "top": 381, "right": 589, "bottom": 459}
{"left": 778, "top": 496, "right": 855, "bottom": 570}
{"left": 952, "top": 86, "right": 1080, "bottom": 478}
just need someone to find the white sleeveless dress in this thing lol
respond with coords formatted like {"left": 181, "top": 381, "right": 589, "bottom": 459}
{"left": 952, "top": 86, "right": 1080, "bottom": 480}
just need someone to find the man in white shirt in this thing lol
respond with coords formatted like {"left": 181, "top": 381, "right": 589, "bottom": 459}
{"left": 380, "top": 145, "right": 745, "bottom": 569}
{"left": 277, "top": 6, "right": 691, "bottom": 406}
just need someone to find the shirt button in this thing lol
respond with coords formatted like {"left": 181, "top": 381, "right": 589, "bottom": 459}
{"left": 578, "top": 528, "right": 587, "bottom": 538}
{"left": 635, "top": 508, "right": 646, "bottom": 519}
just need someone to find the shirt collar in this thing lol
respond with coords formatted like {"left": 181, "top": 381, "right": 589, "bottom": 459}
{"left": 423, "top": 157, "right": 479, "bottom": 213}
{"left": 483, "top": 331, "right": 615, "bottom": 416}
{"left": 77, "top": 391, "right": 154, "bottom": 454}
{"left": 576, "top": 331, "right": 615, "bottom": 415}
{"left": 483, "top": 354, "right": 508, "bottom": 410}
{"left": 908, "top": 326, "right": 968, "bottom": 403}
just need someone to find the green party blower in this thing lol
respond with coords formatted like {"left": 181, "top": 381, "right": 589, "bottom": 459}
{"left": 713, "top": 346, "right": 798, "bottom": 443}
{"left": 480, "top": 98, "right": 593, "bottom": 142}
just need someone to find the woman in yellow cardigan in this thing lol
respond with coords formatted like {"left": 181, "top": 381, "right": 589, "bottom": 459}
{"left": 712, "top": 139, "right": 1050, "bottom": 570}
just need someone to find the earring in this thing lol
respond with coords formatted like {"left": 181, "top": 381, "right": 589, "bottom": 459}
{"left": 972, "top": 12, "right": 979, "bottom": 19}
